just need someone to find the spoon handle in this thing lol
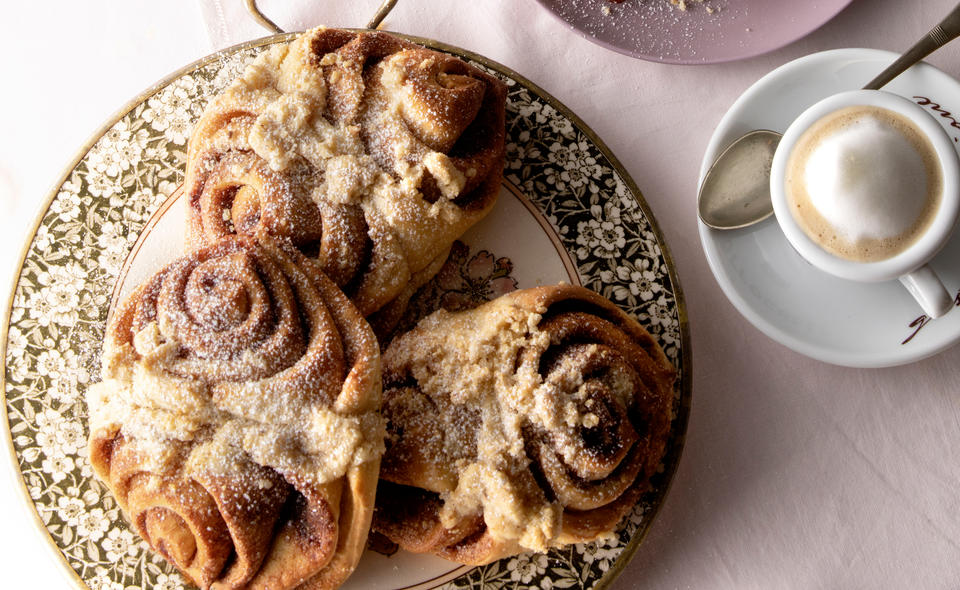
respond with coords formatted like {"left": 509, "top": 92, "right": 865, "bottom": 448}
{"left": 864, "top": 2, "right": 960, "bottom": 90}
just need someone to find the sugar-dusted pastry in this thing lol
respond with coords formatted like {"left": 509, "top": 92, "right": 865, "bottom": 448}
{"left": 86, "top": 236, "right": 383, "bottom": 590}
{"left": 372, "top": 284, "right": 675, "bottom": 564}
{"left": 184, "top": 26, "right": 506, "bottom": 335}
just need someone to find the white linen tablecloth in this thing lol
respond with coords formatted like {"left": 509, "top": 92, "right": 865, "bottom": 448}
{"left": 2, "top": 0, "right": 960, "bottom": 588}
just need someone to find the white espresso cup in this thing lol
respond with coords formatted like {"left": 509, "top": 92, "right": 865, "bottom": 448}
{"left": 770, "top": 90, "right": 960, "bottom": 318}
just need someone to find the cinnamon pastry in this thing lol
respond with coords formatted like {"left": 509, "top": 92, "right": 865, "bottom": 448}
{"left": 86, "top": 236, "right": 383, "bottom": 590}
{"left": 184, "top": 27, "right": 506, "bottom": 335}
{"left": 372, "top": 284, "right": 675, "bottom": 564}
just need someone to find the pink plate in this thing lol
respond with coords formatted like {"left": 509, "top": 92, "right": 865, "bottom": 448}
{"left": 534, "top": 0, "right": 854, "bottom": 64}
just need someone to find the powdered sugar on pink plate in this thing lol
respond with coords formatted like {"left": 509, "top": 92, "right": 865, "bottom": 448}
{"left": 534, "top": 0, "right": 854, "bottom": 64}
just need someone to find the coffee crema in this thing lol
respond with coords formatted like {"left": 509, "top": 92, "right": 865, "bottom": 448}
{"left": 785, "top": 104, "right": 942, "bottom": 262}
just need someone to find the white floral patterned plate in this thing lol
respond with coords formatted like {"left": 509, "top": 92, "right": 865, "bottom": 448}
{"left": 2, "top": 33, "right": 690, "bottom": 590}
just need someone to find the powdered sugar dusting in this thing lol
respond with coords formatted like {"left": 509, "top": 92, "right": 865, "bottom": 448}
{"left": 379, "top": 286, "right": 676, "bottom": 556}
{"left": 184, "top": 27, "right": 506, "bottom": 330}
{"left": 541, "top": 0, "right": 744, "bottom": 63}
{"left": 89, "top": 238, "right": 384, "bottom": 491}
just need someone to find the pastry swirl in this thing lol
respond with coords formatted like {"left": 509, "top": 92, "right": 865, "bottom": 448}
{"left": 184, "top": 27, "right": 506, "bottom": 334}
{"left": 372, "top": 284, "right": 675, "bottom": 564}
{"left": 87, "top": 236, "right": 383, "bottom": 590}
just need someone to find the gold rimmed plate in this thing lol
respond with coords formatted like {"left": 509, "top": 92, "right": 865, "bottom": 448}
{"left": 2, "top": 32, "right": 690, "bottom": 590}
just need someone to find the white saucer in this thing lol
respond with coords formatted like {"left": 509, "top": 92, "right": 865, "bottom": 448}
{"left": 698, "top": 48, "right": 960, "bottom": 367}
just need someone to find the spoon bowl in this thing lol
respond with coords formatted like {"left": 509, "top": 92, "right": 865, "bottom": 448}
{"left": 697, "top": 129, "right": 781, "bottom": 230}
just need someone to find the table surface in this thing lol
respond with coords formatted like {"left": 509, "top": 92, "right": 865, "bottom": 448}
{"left": 3, "top": 0, "right": 960, "bottom": 588}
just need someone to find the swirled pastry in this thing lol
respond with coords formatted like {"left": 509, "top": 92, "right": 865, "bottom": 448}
{"left": 372, "top": 284, "right": 675, "bottom": 564}
{"left": 87, "top": 236, "right": 383, "bottom": 590}
{"left": 184, "top": 27, "right": 506, "bottom": 335}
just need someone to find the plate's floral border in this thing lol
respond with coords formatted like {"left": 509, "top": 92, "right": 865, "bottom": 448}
{"left": 3, "top": 41, "right": 685, "bottom": 590}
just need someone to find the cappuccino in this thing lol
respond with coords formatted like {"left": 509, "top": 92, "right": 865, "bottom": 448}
{"left": 785, "top": 105, "right": 942, "bottom": 262}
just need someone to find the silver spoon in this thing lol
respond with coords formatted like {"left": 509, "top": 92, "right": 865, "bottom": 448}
{"left": 698, "top": 2, "right": 960, "bottom": 230}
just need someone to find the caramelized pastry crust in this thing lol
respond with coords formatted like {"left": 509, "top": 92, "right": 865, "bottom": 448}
{"left": 87, "top": 236, "right": 383, "bottom": 590}
{"left": 373, "top": 285, "right": 676, "bottom": 564}
{"left": 184, "top": 27, "right": 507, "bottom": 335}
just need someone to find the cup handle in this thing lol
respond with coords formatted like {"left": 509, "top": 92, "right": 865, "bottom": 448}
{"left": 899, "top": 264, "right": 956, "bottom": 319}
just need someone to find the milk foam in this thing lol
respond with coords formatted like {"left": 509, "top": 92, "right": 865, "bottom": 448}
{"left": 785, "top": 105, "right": 942, "bottom": 263}
{"left": 803, "top": 116, "right": 928, "bottom": 241}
